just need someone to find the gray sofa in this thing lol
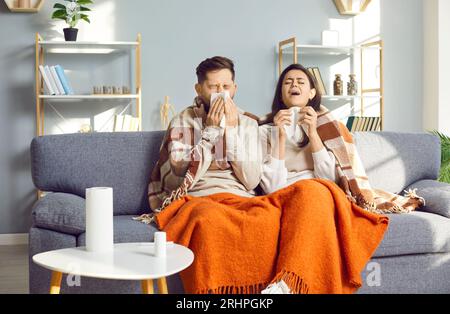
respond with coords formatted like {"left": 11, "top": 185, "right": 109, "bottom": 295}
{"left": 29, "top": 131, "right": 450, "bottom": 294}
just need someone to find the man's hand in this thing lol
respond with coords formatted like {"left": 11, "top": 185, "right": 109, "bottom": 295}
{"left": 205, "top": 97, "right": 225, "bottom": 127}
{"left": 224, "top": 98, "right": 239, "bottom": 128}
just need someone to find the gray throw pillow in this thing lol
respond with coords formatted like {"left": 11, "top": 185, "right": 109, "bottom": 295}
{"left": 406, "top": 180, "right": 450, "bottom": 218}
{"left": 32, "top": 192, "right": 86, "bottom": 235}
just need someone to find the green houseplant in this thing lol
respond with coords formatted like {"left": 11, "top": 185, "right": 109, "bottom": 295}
{"left": 431, "top": 131, "right": 450, "bottom": 183}
{"left": 51, "top": 0, "right": 93, "bottom": 41}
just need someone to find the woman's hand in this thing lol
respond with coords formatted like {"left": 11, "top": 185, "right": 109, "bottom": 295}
{"left": 299, "top": 107, "right": 325, "bottom": 153}
{"left": 272, "top": 109, "right": 292, "bottom": 160}
{"left": 273, "top": 109, "right": 292, "bottom": 139}
{"left": 299, "top": 106, "right": 318, "bottom": 138}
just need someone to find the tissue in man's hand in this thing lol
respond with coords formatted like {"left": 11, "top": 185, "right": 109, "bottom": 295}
{"left": 210, "top": 91, "right": 230, "bottom": 128}
{"left": 284, "top": 107, "right": 305, "bottom": 144}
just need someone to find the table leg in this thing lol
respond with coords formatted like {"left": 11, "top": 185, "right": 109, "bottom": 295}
{"left": 157, "top": 277, "right": 168, "bottom": 294}
{"left": 49, "top": 271, "right": 63, "bottom": 294}
{"left": 141, "top": 279, "right": 154, "bottom": 294}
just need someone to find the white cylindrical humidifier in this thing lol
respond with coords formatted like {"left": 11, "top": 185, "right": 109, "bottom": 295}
{"left": 85, "top": 187, "right": 114, "bottom": 253}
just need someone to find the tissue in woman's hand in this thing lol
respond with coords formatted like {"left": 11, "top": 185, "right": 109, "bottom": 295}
{"left": 284, "top": 107, "right": 304, "bottom": 144}
{"left": 210, "top": 91, "right": 230, "bottom": 128}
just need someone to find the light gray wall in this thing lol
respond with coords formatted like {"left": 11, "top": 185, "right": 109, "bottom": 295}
{"left": 381, "top": 0, "right": 424, "bottom": 132}
{"left": 0, "top": 0, "right": 422, "bottom": 234}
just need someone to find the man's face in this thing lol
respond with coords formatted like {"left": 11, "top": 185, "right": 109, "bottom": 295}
{"left": 195, "top": 69, "right": 237, "bottom": 107}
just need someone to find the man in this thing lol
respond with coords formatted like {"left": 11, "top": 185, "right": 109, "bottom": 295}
{"left": 147, "top": 56, "right": 261, "bottom": 212}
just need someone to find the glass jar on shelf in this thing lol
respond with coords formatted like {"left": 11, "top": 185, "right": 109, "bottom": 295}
{"left": 347, "top": 74, "right": 358, "bottom": 96}
{"left": 333, "top": 74, "right": 343, "bottom": 96}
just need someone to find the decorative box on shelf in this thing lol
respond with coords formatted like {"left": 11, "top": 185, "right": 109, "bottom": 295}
{"left": 4, "top": 0, "right": 44, "bottom": 13}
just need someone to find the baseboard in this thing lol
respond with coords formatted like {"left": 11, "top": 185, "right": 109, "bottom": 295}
{"left": 0, "top": 234, "right": 28, "bottom": 245}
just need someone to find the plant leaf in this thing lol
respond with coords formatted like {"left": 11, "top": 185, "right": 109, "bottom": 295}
{"left": 52, "top": 10, "right": 67, "bottom": 19}
{"left": 53, "top": 3, "right": 66, "bottom": 9}
{"left": 77, "top": 0, "right": 93, "bottom": 5}
{"left": 79, "top": 6, "right": 91, "bottom": 11}
{"left": 430, "top": 130, "right": 450, "bottom": 183}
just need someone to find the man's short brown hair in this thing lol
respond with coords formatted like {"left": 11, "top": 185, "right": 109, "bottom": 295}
{"left": 196, "top": 56, "right": 235, "bottom": 84}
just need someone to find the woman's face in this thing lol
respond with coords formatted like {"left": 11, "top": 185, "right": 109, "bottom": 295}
{"left": 281, "top": 69, "right": 316, "bottom": 109}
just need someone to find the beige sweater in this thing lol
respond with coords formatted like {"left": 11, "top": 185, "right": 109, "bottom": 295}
{"left": 259, "top": 124, "right": 337, "bottom": 194}
{"left": 186, "top": 113, "right": 262, "bottom": 197}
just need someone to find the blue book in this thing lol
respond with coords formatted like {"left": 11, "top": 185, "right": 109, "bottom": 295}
{"left": 54, "top": 65, "right": 74, "bottom": 95}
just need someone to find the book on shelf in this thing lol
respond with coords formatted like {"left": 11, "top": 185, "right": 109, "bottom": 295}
{"left": 346, "top": 116, "right": 381, "bottom": 132}
{"left": 44, "top": 65, "right": 60, "bottom": 95}
{"left": 113, "top": 114, "right": 140, "bottom": 132}
{"left": 346, "top": 116, "right": 356, "bottom": 132}
{"left": 54, "top": 65, "right": 74, "bottom": 95}
{"left": 50, "top": 66, "right": 66, "bottom": 95}
{"left": 361, "top": 117, "right": 370, "bottom": 132}
{"left": 38, "top": 65, "right": 56, "bottom": 95}
{"left": 308, "top": 67, "right": 327, "bottom": 96}
{"left": 39, "top": 64, "right": 74, "bottom": 96}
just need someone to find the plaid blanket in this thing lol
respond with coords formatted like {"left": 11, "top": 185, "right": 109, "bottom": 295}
{"left": 315, "top": 107, "right": 425, "bottom": 214}
{"left": 135, "top": 97, "right": 259, "bottom": 224}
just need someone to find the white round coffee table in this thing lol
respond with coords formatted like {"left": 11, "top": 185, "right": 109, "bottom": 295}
{"left": 32, "top": 242, "right": 194, "bottom": 294}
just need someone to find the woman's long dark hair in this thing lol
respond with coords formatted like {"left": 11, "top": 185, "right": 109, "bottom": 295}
{"left": 269, "top": 64, "right": 322, "bottom": 148}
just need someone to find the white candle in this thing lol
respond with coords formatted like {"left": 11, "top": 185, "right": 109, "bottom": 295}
{"left": 85, "top": 187, "right": 114, "bottom": 252}
{"left": 154, "top": 232, "right": 167, "bottom": 258}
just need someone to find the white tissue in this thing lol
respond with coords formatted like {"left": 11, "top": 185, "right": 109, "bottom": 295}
{"left": 284, "top": 107, "right": 305, "bottom": 144}
{"left": 85, "top": 187, "right": 114, "bottom": 253}
{"left": 154, "top": 232, "right": 167, "bottom": 258}
{"left": 210, "top": 91, "right": 230, "bottom": 128}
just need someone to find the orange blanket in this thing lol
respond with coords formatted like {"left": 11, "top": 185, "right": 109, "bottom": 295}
{"left": 156, "top": 179, "right": 389, "bottom": 294}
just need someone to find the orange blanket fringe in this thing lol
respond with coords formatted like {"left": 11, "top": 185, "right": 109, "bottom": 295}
{"left": 156, "top": 179, "right": 389, "bottom": 294}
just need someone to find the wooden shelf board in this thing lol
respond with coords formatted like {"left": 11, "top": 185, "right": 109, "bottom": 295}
{"left": 39, "top": 94, "right": 139, "bottom": 100}
{"left": 278, "top": 44, "right": 381, "bottom": 55}
{"left": 322, "top": 95, "right": 382, "bottom": 100}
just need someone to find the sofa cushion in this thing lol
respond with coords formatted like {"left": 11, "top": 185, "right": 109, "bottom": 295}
{"left": 31, "top": 132, "right": 166, "bottom": 216}
{"left": 405, "top": 180, "right": 450, "bottom": 218}
{"left": 353, "top": 132, "right": 441, "bottom": 194}
{"left": 374, "top": 211, "right": 450, "bottom": 257}
{"left": 32, "top": 193, "right": 86, "bottom": 235}
{"left": 77, "top": 215, "right": 159, "bottom": 246}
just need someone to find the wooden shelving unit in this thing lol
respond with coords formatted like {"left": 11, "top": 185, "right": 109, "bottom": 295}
{"left": 35, "top": 33, "right": 142, "bottom": 136}
{"left": 278, "top": 37, "right": 384, "bottom": 131}
{"left": 4, "top": 0, "right": 44, "bottom": 13}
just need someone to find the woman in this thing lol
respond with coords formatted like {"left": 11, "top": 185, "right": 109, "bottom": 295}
{"left": 259, "top": 63, "right": 337, "bottom": 194}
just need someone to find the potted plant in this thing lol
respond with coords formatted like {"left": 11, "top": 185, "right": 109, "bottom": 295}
{"left": 431, "top": 131, "right": 450, "bottom": 183}
{"left": 51, "top": 0, "right": 93, "bottom": 42}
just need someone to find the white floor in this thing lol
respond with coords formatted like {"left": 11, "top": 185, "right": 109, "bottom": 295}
{"left": 0, "top": 245, "right": 28, "bottom": 294}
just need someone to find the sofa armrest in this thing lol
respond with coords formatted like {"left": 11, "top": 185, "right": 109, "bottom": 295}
{"left": 32, "top": 192, "right": 86, "bottom": 235}
{"left": 406, "top": 180, "right": 450, "bottom": 218}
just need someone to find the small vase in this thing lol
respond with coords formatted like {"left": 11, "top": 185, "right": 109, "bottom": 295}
{"left": 333, "top": 74, "right": 343, "bottom": 96}
{"left": 63, "top": 28, "right": 78, "bottom": 42}
{"left": 347, "top": 74, "right": 358, "bottom": 96}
